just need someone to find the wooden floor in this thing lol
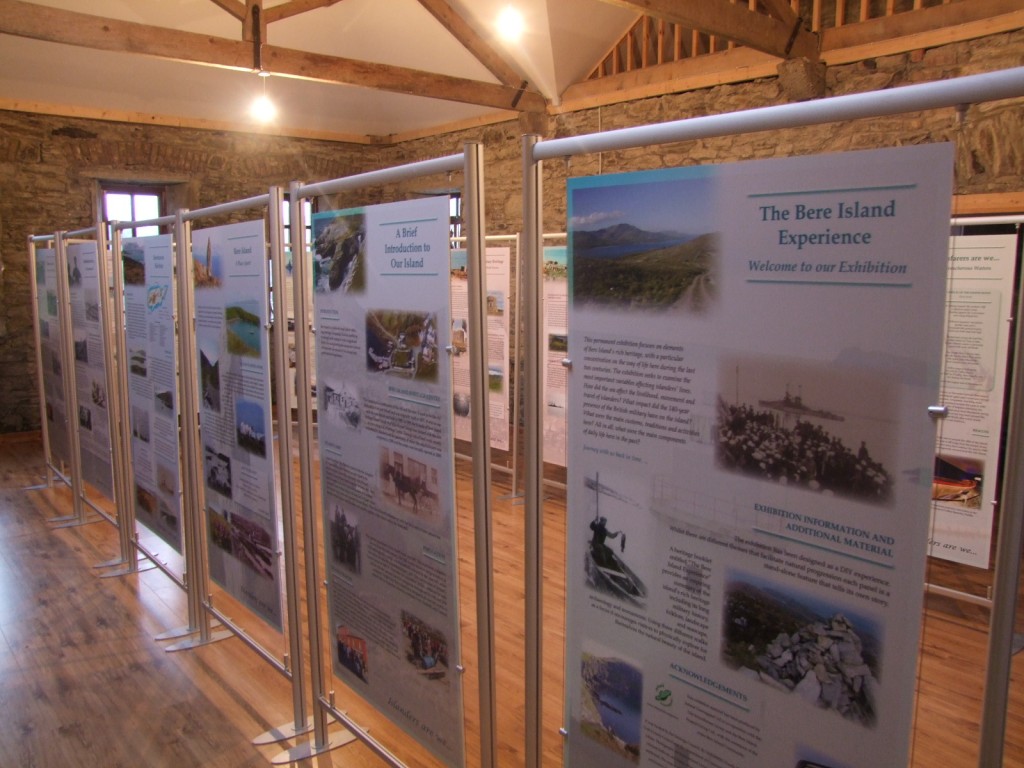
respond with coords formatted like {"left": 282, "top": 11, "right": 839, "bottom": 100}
{"left": 0, "top": 430, "right": 1022, "bottom": 767}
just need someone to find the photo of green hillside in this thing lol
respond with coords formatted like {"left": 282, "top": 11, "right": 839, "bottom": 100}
{"left": 573, "top": 227, "right": 717, "bottom": 311}
{"left": 569, "top": 171, "right": 719, "bottom": 312}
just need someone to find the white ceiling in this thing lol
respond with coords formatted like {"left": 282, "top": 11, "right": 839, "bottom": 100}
{"left": 0, "top": 0, "right": 638, "bottom": 139}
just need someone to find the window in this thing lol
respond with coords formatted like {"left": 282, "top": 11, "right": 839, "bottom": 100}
{"left": 282, "top": 197, "right": 314, "bottom": 259}
{"left": 449, "top": 194, "right": 462, "bottom": 240}
{"left": 103, "top": 184, "right": 164, "bottom": 238}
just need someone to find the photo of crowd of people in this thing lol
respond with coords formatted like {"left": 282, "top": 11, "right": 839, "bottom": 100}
{"left": 337, "top": 625, "right": 369, "bottom": 683}
{"left": 716, "top": 360, "right": 896, "bottom": 505}
{"left": 717, "top": 399, "right": 893, "bottom": 503}
{"left": 401, "top": 611, "right": 449, "bottom": 681}
{"left": 329, "top": 505, "right": 361, "bottom": 574}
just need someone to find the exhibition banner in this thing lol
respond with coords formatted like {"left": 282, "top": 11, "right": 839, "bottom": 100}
{"left": 312, "top": 197, "right": 463, "bottom": 765}
{"left": 564, "top": 145, "right": 953, "bottom": 768}
{"left": 67, "top": 241, "right": 114, "bottom": 500}
{"left": 543, "top": 245, "right": 569, "bottom": 466}
{"left": 193, "top": 220, "right": 282, "bottom": 630}
{"left": 122, "top": 234, "right": 183, "bottom": 552}
{"left": 929, "top": 233, "right": 1017, "bottom": 568}
{"left": 35, "top": 247, "right": 70, "bottom": 466}
{"left": 451, "top": 246, "right": 511, "bottom": 451}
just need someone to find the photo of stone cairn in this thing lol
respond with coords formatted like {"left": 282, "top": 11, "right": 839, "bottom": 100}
{"left": 723, "top": 580, "right": 879, "bottom": 727}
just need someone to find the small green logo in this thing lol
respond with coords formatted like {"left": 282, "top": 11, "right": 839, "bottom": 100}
{"left": 654, "top": 684, "right": 673, "bottom": 706}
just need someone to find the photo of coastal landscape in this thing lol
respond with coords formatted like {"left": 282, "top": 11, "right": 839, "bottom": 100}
{"left": 569, "top": 173, "right": 719, "bottom": 313}
{"left": 225, "top": 301, "right": 262, "bottom": 358}
{"left": 122, "top": 241, "right": 145, "bottom": 285}
{"left": 579, "top": 643, "right": 642, "bottom": 763}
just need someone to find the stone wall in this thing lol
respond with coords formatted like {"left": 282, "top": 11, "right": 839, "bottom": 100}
{"left": 0, "top": 115, "right": 376, "bottom": 432}
{"left": 1, "top": 29, "right": 1022, "bottom": 432}
{"left": 387, "top": 29, "right": 1024, "bottom": 238}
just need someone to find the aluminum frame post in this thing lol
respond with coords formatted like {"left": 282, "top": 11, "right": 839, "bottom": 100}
{"left": 509, "top": 232, "right": 523, "bottom": 498}
{"left": 465, "top": 140, "right": 498, "bottom": 768}
{"left": 254, "top": 185, "right": 314, "bottom": 746}
{"left": 521, "top": 134, "right": 545, "bottom": 768}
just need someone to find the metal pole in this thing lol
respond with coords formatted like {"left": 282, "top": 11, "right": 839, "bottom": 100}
{"left": 288, "top": 178, "right": 332, "bottom": 746}
{"left": 297, "top": 154, "right": 464, "bottom": 199}
{"left": 510, "top": 232, "right": 523, "bottom": 497}
{"left": 183, "top": 194, "right": 271, "bottom": 222}
{"left": 465, "top": 140, "right": 498, "bottom": 768}
{"left": 978, "top": 230, "right": 1024, "bottom": 768}
{"left": 521, "top": 134, "right": 544, "bottom": 768}
{"left": 533, "top": 66, "right": 1024, "bottom": 162}
{"left": 260, "top": 185, "right": 312, "bottom": 743}
{"left": 53, "top": 231, "right": 86, "bottom": 524}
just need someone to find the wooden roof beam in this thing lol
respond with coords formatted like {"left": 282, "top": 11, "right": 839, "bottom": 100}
{"left": 595, "top": 0, "right": 819, "bottom": 60}
{"left": 758, "top": 0, "right": 801, "bottom": 25}
{"left": 263, "top": 0, "right": 346, "bottom": 24}
{"left": 416, "top": 0, "right": 525, "bottom": 88}
{"left": 207, "top": 0, "right": 247, "bottom": 21}
{"left": 0, "top": 0, "right": 546, "bottom": 113}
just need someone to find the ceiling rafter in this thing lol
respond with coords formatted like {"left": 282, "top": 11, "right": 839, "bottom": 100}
{"left": 757, "top": 0, "right": 800, "bottom": 25}
{"left": 207, "top": 0, "right": 247, "bottom": 22}
{"left": 594, "top": 0, "right": 819, "bottom": 60}
{"left": 0, "top": 0, "right": 547, "bottom": 113}
{"left": 263, "top": 0, "right": 346, "bottom": 24}
{"left": 416, "top": 0, "right": 524, "bottom": 89}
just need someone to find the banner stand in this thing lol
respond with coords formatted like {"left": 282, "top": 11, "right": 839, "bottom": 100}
{"left": 162, "top": 208, "right": 232, "bottom": 651}
{"left": 99, "top": 218, "right": 179, "bottom": 579}
{"left": 49, "top": 231, "right": 89, "bottom": 527}
{"left": 64, "top": 225, "right": 134, "bottom": 562}
{"left": 451, "top": 233, "right": 524, "bottom": 499}
{"left": 28, "top": 233, "right": 63, "bottom": 491}
{"left": 253, "top": 185, "right": 315, "bottom": 746}
{"left": 520, "top": 65, "right": 1024, "bottom": 768}
{"left": 143, "top": 195, "right": 321, "bottom": 754}
{"left": 283, "top": 143, "right": 494, "bottom": 766}
{"left": 948, "top": 215, "right": 1024, "bottom": 768}
{"left": 280, "top": 177, "right": 358, "bottom": 766}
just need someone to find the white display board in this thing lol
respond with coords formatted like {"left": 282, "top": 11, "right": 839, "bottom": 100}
{"left": 193, "top": 220, "right": 283, "bottom": 630}
{"left": 35, "top": 247, "right": 71, "bottom": 467}
{"left": 451, "top": 246, "right": 511, "bottom": 452}
{"left": 312, "top": 198, "right": 464, "bottom": 765}
{"left": 563, "top": 145, "right": 953, "bottom": 768}
{"left": 543, "top": 245, "right": 569, "bottom": 467}
{"left": 122, "top": 235, "right": 184, "bottom": 551}
{"left": 67, "top": 241, "right": 114, "bottom": 499}
{"left": 929, "top": 233, "right": 1017, "bottom": 568}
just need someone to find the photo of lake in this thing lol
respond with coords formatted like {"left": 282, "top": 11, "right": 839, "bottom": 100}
{"left": 225, "top": 300, "right": 262, "bottom": 358}
{"left": 569, "top": 172, "right": 719, "bottom": 312}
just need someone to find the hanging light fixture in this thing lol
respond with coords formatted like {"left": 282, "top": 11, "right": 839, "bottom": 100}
{"left": 249, "top": 4, "right": 276, "bottom": 124}
{"left": 250, "top": 77, "right": 277, "bottom": 123}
